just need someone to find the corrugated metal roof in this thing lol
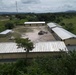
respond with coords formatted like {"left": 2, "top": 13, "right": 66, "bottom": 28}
{"left": 47, "top": 22, "right": 62, "bottom": 29}
{"left": 24, "top": 22, "right": 45, "bottom": 24}
{"left": 32, "top": 41, "right": 68, "bottom": 52}
{"left": 0, "top": 41, "right": 68, "bottom": 53}
{"left": 52, "top": 27, "right": 76, "bottom": 40}
{"left": 0, "top": 30, "right": 12, "bottom": 35}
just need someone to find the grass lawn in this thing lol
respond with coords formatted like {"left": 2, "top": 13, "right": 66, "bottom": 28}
{"left": 17, "top": 19, "right": 28, "bottom": 24}
{"left": 59, "top": 16, "right": 76, "bottom": 34}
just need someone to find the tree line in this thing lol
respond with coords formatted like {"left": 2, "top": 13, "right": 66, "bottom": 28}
{"left": 15, "top": 13, "right": 75, "bottom": 22}
{"left": 0, "top": 13, "right": 76, "bottom": 33}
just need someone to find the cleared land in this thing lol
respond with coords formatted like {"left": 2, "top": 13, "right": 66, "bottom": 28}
{"left": 21, "top": 26, "right": 55, "bottom": 43}
{"left": 0, "top": 26, "right": 55, "bottom": 43}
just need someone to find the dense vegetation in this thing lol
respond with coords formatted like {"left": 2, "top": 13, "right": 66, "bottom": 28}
{"left": 5, "top": 22, "right": 14, "bottom": 29}
{"left": 0, "top": 51, "right": 76, "bottom": 75}
{"left": 0, "top": 13, "right": 76, "bottom": 34}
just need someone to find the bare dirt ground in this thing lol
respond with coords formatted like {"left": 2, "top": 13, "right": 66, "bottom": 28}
{"left": 21, "top": 26, "right": 55, "bottom": 43}
{"left": 0, "top": 26, "right": 55, "bottom": 42}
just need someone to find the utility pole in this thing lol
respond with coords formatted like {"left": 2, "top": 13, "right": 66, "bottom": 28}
{"left": 16, "top": 1, "right": 18, "bottom": 13}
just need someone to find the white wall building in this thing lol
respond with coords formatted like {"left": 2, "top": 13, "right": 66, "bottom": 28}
{"left": 24, "top": 22, "right": 45, "bottom": 26}
{"left": 0, "top": 41, "right": 67, "bottom": 59}
{"left": 52, "top": 27, "right": 76, "bottom": 45}
{"left": 47, "top": 22, "right": 61, "bottom": 29}
{"left": 0, "top": 29, "right": 12, "bottom": 36}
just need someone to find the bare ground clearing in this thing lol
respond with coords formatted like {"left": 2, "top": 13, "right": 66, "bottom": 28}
{"left": 0, "top": 26, "right": 55, "bottom": 43}
{"left": 21, "top": 26, "right": 55, "bottom": 43}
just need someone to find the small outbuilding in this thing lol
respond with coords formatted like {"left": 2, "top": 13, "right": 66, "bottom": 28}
{"left": 0, "top": 29, "right": 12, "bottom": 36}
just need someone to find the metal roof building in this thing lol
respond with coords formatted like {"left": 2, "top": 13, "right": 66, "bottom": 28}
{"left": 52, "top": 27, "right": 76, "bottom": 45}
{"left": 52, "top": 27, "right": 76, "bottom": 40}
{"left": 47, "top": 22, "right": 62, "bottom": 29}
{"left": 0, "top": 41, "right": 67, "bottom": 53}
{"left": 0, "top": 41, "right": 68, "bottom": 59}
{"left": 33, "top": 41, "right": 68, "bottom": 52}
{"left": 0, "top": 30, "right": 12, "bottom": 35}
{"left": 24, "top": 22, "right": 45, "bottom": 25}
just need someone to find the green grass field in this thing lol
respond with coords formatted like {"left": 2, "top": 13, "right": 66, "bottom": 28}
{"left": 18, "top": 19, "right": 28, "bottom": 24}
{"left": 59, "top": 16, "right": 76, "bottom": 34}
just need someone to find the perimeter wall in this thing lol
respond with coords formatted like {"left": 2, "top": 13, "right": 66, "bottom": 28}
{"left": 0, "top": 52, "right": 65, "bottom": 60}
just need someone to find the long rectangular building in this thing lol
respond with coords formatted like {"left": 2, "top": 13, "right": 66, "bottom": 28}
{"left": 24, "top": 21, "right": 45, "bottom": 26}
{"left": 52, "top": 27, "right": 76, "bottom": 45}
{"left": 0, "top": 41, "right": 68, "bottom": 59}
{"left": 0, "top": 41, "right": 67, "bottom": 53}
{"left": 47, "top": 22, "right": 61, "bottom": 29}
{"left": 0, "top": 30, "right": 12, "bottom": 35}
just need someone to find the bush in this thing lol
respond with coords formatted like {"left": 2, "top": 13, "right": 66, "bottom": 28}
{"left": 60, "top": 22, "right": 65, "bottom": 26}
{"left": 5, "top": 22, "right": 14, "bottom": 29}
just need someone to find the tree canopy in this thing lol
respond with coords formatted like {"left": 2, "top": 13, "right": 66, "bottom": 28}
{"left": 0, "top": 51, "right": 76, "bottom": 75}
{"left": 5, "top": 22, "right": 14, "bottom": 29}
{"left": 15, "top": 38, "right": 34, "bottom": 58}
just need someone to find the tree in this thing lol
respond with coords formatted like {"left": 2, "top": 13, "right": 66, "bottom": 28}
{"left": 5, "top": 22, "right": 14, "bottom": 29}
{"left": 15, "top": 38, "right": 34, "bottom": 59}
